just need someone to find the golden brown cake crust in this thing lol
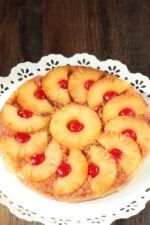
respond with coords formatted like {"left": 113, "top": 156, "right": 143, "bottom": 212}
{"left": 0, "top": 66, "right": 150, "bottom": 203}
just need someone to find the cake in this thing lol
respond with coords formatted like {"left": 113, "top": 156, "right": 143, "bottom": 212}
{"left": 0, "top": 65, "right": 150, "bottom": 202}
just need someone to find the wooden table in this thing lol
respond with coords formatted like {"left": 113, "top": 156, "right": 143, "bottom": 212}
{"left": 0, "top": 0, "right": 150, "bottom": 224}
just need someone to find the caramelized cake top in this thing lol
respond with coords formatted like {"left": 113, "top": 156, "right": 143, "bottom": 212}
{"left": 0, "top": 66, "right": 149, "bottom": 202}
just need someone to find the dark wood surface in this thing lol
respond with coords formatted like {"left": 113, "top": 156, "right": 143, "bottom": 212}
{"left": 0, "top": 0, "right": 150, "bottom": 224}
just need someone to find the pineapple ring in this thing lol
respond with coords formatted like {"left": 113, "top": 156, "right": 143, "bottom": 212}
{"left": 0, "top": 131, "right": 48, "bottom": 159}
{"left": 68, "top": 67, "right": 103, "bottom": 104}
{"left": 50, "top": 104, "right": 102, "bottom": 148}
{"left": 2, "top": 104, "right": 49, "bottom": 132}
{"left": 87, "top": 77, "right": 131, "bottom": 109}
{"left": 105, "top": 116, "right": 150, "bottom": 151}
{"left": 54, "top": 149, "right": 88, "bottom": 194}
{"left": 98, "top": 132, "right": 141, "bottom": 176}
{"left": 17, "top": 80, "right": 54, "bottom": 114}
{"left": 89, "top": 145, "right": 117, "bottom": 194}
{"left": 18, "top": 140, "right": 62, "bottom": 182}
{"left": 42, "top": 66, "right": 71, "bottom": 105}
{"left": 103, "top": 95, "right": 148, "bottom": 122}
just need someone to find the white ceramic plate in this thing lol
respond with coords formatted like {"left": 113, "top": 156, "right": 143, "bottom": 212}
{"left": 0, "top": 53, "right": 150, "bottom": 225}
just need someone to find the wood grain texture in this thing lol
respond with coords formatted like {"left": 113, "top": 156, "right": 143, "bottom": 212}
{"left": 0, "top": 0, "right": 150, "bottom": 225}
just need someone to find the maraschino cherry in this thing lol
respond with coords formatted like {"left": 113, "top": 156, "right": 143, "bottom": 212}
{"left": 119, "top": 108, "right": 135, "bottom": 116}
{"left": 122, "top": 129, "right": 137, "bottom": 141}
{"left": 57, "top": 162, "right": 71, "bottom": 178}
{"left": 67, "top": 120, "right": 84, "bottom": 132}
{"left": 31, "top": 153, "right": 45, "bottom": 166}
{"left": 103, "top": 91, "right": 118, "bottom": 102}
{"left": 88, "top": 163, "right": 99, "bottom": 178}
{"left": 84, "top": 80, "right": 95, "bottom": 90}
{"left": 15, "top": 133, "right": 31, "bottom": 143}
{"left": 18, "top": 109, "right": 33, "bottom": 118}
{"left": 34, "top": 88, "right": 46, "bottom": 99}
{"left": 109, "top": 148, "right": 123, "bottom": 162}
{"left": 59, "top": 80, "right": 68, "bottom": 89}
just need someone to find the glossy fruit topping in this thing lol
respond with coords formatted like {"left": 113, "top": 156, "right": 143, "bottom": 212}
{"left": 109, "top": 148, "right": 123, "bottom": 162}
{"left": 84, "top": 80, "right": 95, "bottom": 90}
{"left": 103, "top": 91, "right": 118, "bottom": 102}
{"left": 57, "top": 162, "right": 71, "bottom": 178}
{"left": 15, "top": 132, "right": 31, "bottom": 143}
{"left": 31, "top": 153, "right": 45, "bottom": 166}
{"left": 34, "top": 88, "right": 46, "bottom": 99}
{"left": 18, "top": 109, "right": 33, "bottom": 118}
{"left": 59, "top": 80, "right": 68, "bottom": 89}
{"left": 67, "top": 120, "right": 84, "bottom": 132}
{"left": 122, "top": 129, "right": 137, "bottom": 141}
{"left": 119, "top": 108, "right": 135, "bottom": 116}
{"left": 88, "top": 163, "right": 99, "bottom": 178}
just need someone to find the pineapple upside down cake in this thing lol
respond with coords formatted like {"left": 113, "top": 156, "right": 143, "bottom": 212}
{"left": 0, "top": 66, "right": 150, "bottom": 202}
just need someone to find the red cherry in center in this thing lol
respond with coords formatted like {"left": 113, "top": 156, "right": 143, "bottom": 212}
{"left": 109, "top": 148, "right": 123, "bottom": 162}
{"left": 119, "top": 108, "right": 135, "bottom": 116}
{"left": 18, "top": 109, "right": 33, "bottom": 118}
{"left": 31, "top": 153, "right": 45, "bottom": 166}
{"left": 57, "top": 162, "right": 71, "bottom": 178}
{"left": 59, "top": 79, "right": 68, "bottom": 89}
{"left": 88, "top": 163, "right": 99, "bottom": 178}
{"left": 122, "top": 129, "right": 137, "bottom": 141}
{"left": 103, "top": 91, "right": 118, "bottom": 102}
{"left": 34, "top": 88, "right": 46, "bottom": 99}
{"left": 67, "top": 120, "right": 84, "bottom": 132}
{"left": 15, "top": 132, "right": 31, "bottom": 143}
{"left": 84, "top": 80, "right": 95, "bottom": 90}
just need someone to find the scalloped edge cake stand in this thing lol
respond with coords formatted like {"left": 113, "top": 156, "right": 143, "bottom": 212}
{"left": 0, "top": 53, "right": 150, "bottom": 225}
